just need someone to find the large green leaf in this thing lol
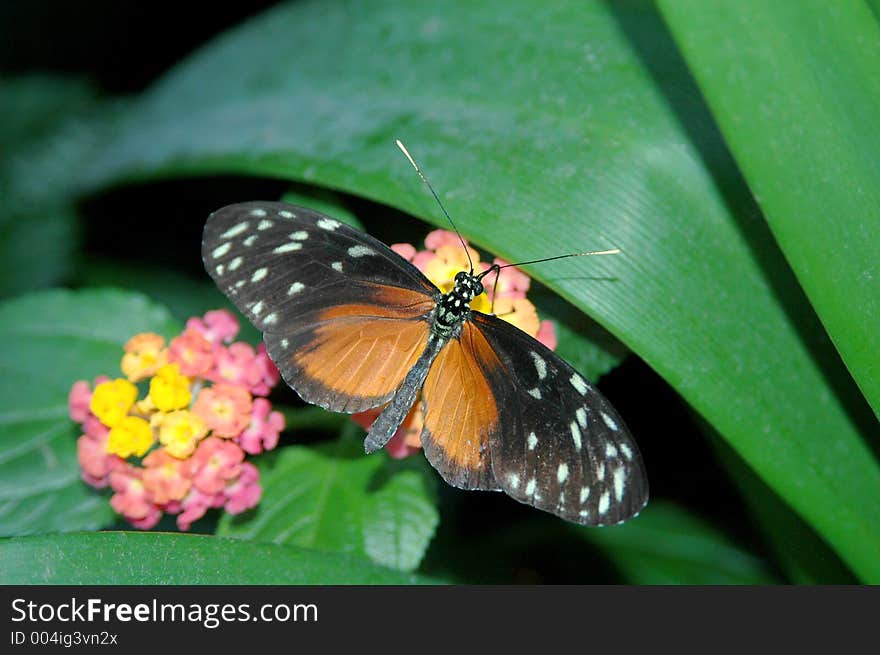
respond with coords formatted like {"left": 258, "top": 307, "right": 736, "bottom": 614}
{"left": 0, "top": 532, "right": 431, "bottom": 584}
{"left": 218, "top": 435, "right": 439, "bottom": 572}
{"left": 656, "top": 0, "right": 880, "bottom": 421}
{"left": 0, "top": 289, "right": 179, "bottom": 537}
{"left": 70, "top": 0, "right": 880, "bottom": 579}
{"left": 0, "top": 76, "right": 102, "bottom": 297}
{"left": 577, "top": 501, "right": 778, "bottom": 585}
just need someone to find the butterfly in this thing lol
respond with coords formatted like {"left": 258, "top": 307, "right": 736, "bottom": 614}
{"left": 202, "top": 160, "right": 648, "bottom": 527}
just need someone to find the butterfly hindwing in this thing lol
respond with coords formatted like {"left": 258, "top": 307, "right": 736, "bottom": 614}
{"left": 202, "top": 201, "right": 440, "bottom": 412}
{"left": 419, "top": 322, "right": 501, "bottom": 491}
{"left": 468, "top": 311, "right": 648, "bottom": 526}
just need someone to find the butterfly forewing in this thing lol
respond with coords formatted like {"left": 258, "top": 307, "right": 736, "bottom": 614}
{"left": 202, "top": 201, "right": 440, "bottom": 412}
{"left": 468, "top": 312, "right": 648, "bottom": 526}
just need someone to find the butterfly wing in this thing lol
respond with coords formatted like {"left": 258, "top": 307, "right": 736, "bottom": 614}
{"left": 419, "top": 322, "right": 502, "bottom": 491}
{"left": 203, "top": 201, "right": 440, "bottom": 413}
{"left": 464, "top": 311, "right": 649, "bottom": 526}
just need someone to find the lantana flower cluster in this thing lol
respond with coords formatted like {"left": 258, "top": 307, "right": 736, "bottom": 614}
{"left": 353, "top": 229, "right": 558, "bottom": 459}
{"left": 69, "top": 310, "right": 284, "bottom": 530}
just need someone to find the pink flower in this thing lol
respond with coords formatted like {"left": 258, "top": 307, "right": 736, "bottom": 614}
{"left": 109, "top": 466, "right": 154, "bottom": 521}
{"left": 253, "top": 344, "right": 280, "bottom": 396}
{"left": 209, "top": 342, "right": 261, "bottom": 390}
{"left": 192, "top": 384, "right": 253, "bottom": 438}
{"left": 237, "top": 398, "right": 284, "bottom": 454}
{"left": 129, "top": 506, "right": 162, "bottom": 530}
{"left": 424, "top": 229, "right": 464, "bottom": 250}
{"left": 536, "top": 320, "right": 557, "bottom": 350}
{"left": 224, "top": 462, "right": 261, "bottom": 514}
{"left": 68, "top": 375, "right": 109, "bottom": 423}
{"left": 186, "top": 309, "right": 239, "bottom": 345}
{"left": 77, "top": 433, "right": 125, "bottom": 488}
{"left": 391, "top": 243, "right": 417, "bottom": 260}
{"left": 142, "top": 448, "right": 192, "bottom": 504}
{"left": 175, "top": 488, "right": 223, "bottom": 531}
{"left": 189, "top": 437, "right": 245, "bottom": 494}
{"left": 482, "top": 259, "right": 531, "bottom": 300}
{"left": 167, "top": 328, "right": 215, "bottom": 377}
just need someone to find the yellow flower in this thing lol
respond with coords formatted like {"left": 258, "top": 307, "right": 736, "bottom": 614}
{"left": 493, "top": 297, "right": 540, "bottom": 338}
{"left": 423, "top": 244, "right": 480, "bottom": 294}
{"left": 121, "top": 332, "right": 167, "bottom": 382}
{"left": 157, "top": 410, "right": 208, "bottom": 459}
{"left": 106, "top": 416, "right": 154, "bottom": 458}
{"left": 149, "top": 364, "right": 192, "bottom": 412}
{"left": 90, "top": 378, "right": 138, "bottom": 428}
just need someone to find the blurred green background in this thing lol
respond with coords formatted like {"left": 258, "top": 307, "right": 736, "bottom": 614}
{"left": 1, "top": 0, "right": 878, "bottom": 584}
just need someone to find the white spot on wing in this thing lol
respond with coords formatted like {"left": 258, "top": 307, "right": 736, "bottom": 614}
{"left": 215, "top": 265, "right": 224, "bottom": 275}
{"left": 221, "top": 222, "right": 249, "bottom": 239}
{"left": 527, "top": 432, "right": 538, "bottom": 450}
{"left": 613, "top": 467, "right": 626, "bottom": 501}
{"left": 289, "top": 231, "right": 308, "bottom": 240}
{"left": 530, "top": 352, "right": 547, "bottom": 380}
{"left": 212, "top": 243, "right": 231, "bottom": 259}
{"left": 331, "top": 261, "right": 343, "bottom": 272}
{"left": 508, "top": 473, "right": 520, "bottom": 489}
{"left": 570, "top": 421, "right": 582, "bottom": 451}
{"left": 279, "top": 210, "right": 295, "bottom": 218}
{"left": 557, "top": 463, "right": 569, "bottom": 484}
{"left": 263, "top": 312, "right": 278, "bottom": 325}
{"left": 243, "top": 235, "right": 257, "bottom": 247}
{"left": 527, "top": 387, "right": 542, "bottom": 399}
{"left": 288, "top": 282, "right": 305, "bottom": 296}
{"left": 257, "top": 219, "right": 274, "bottom": 230}
{"left": 525, "top": 478, "right": 536, "bottom": 497}
{"left": 251, "top": 268, "right": 268, "bottom": 283}
{"left": 249, "top": 208, "right": 267, "bottom": 218}
{"left": 570, "top": 373, "right": 589, "bottom": 395}
{"left": 597, "top": 463, "right": 605, "bottom": 481}
{"left": 580, "top": 486, "right": 590, "bottom": 503}
{"left": 273, "top": 242, "right": 302, "bottom": 254}
{"left": 280, "top": 338, "right": 289, "bottom": 349}
{"left": 234, "top": 280, "right": 245, "bottom": 289}
{"left": 348, "top": 245, "right": 376, "bottom": 257}
{"left": 619, "top": 443, "right": 633, "bottom": 460}
{"left": 576, "top": 407, "right": 587, "bottom": 429}
{"left": 228, "top": 257, "right": 243, "bottom": 271}
{"left": 606, "top": 443, "right": 618, "bottom": 458}
{"left": 601, "top": 412, "right": 618, "bottom": 431}
{"left": 598, "top": 491, "right": 611, "bottom": 515}
{"left": 579, "top": 509, "right": 590, "bottom": 518}
{"left": 251, "top": 301, "right": 264, "bottom": 316}
{"left": 317, "top": 218, "right": 341, "bottom": 231}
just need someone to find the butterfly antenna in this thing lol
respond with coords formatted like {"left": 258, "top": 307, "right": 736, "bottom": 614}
{"left": 395, "top": 139, "right": 474, "bottom": 273}
{"left": 478, "top": 248, "right": 621, "bottom": 279}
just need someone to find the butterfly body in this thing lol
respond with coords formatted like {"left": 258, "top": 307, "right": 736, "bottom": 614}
{"left": 203, "top": 201, "right": 648, "bottom": 526}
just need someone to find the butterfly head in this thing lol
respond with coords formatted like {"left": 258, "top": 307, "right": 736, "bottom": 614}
{"left": 453, "top": 270, "right": 484, "bottom": 302}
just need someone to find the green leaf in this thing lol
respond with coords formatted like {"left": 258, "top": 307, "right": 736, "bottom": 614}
{"left": 0, "top": 532, "right": 433, "bottom": 584}
{"left": 577, "top": 501, "right": 778, "bottom": 585}
{"left": 656, "top": 0, "right": 880, "bottom": 421}
{"left": 709, "top": 434, "right": 855, "bottom": 584}
{"left": 218, "top": 435, "right": 439, "bottom": 572}
{"left": 0, "top": 289, "right": 179, "bottom": 537}
{"left": 70, "top": 0, "right": 880, "bottom": 580}
{"left": 76, "top": 259, "right": 261, "bottom": 345}
{"left": 0, "top": 76, "right": 102, "bottom": 297}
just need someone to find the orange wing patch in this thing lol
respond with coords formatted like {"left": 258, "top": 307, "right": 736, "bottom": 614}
{"left": 287, "top": 286, "right": 435, "bottom": 413}
{"left": 420, "top": 322, "right": 501, "bottom": 490}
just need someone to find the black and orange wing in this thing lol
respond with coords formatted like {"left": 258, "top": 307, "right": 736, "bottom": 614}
{"left": 461, "top": 312, "right": 648, "bottom": 526}
{"left": 419, "top": 322, "right": 502, "bottom": 491}
{"left": 202, "top": 201, "right": 439, "bottom": 413}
